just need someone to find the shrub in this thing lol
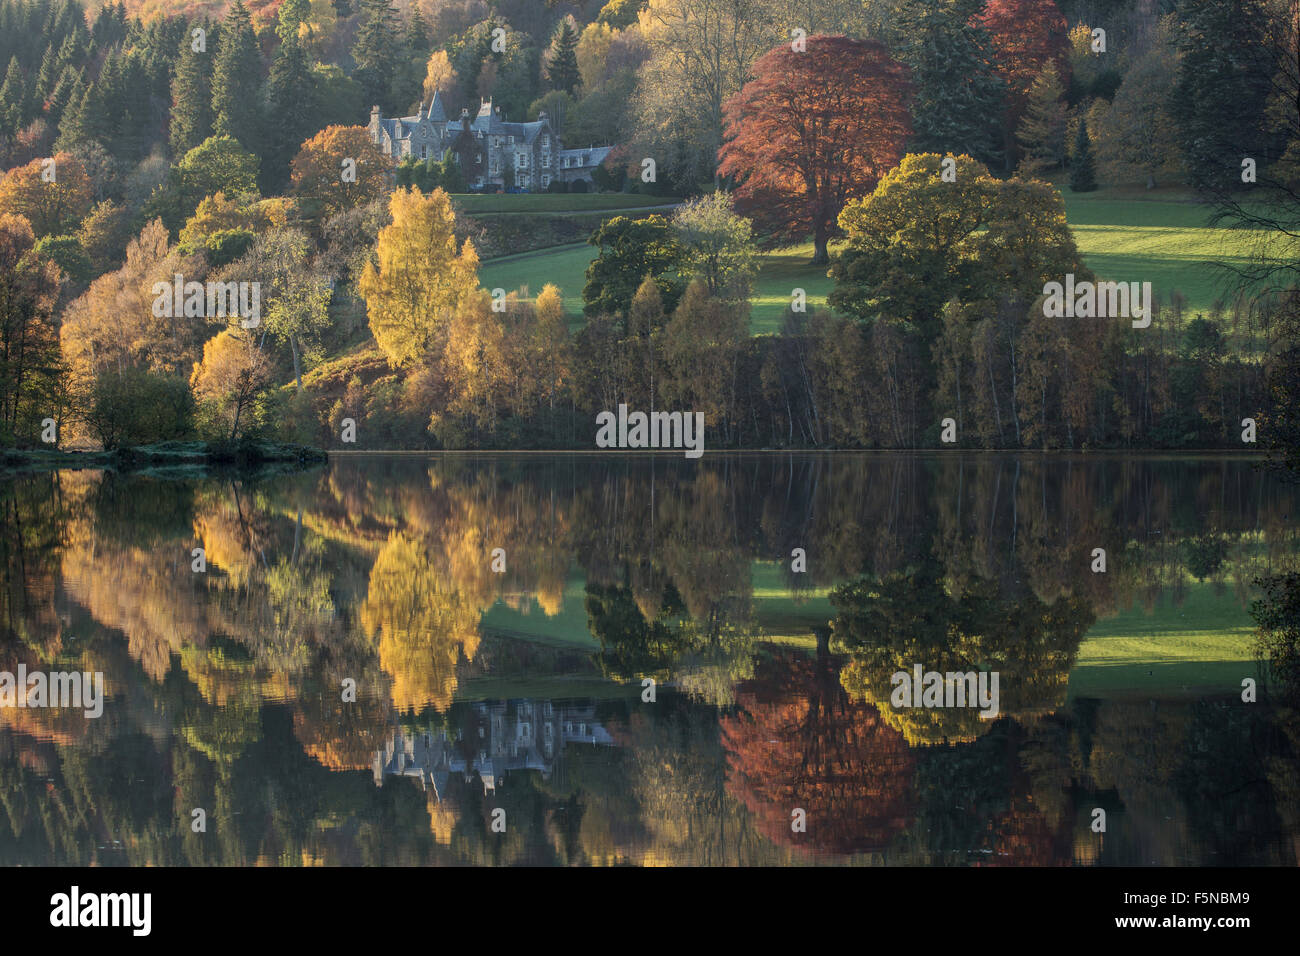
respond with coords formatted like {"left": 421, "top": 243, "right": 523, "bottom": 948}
{"left": 84, "top": 369, "right": 196, "bottom": 449}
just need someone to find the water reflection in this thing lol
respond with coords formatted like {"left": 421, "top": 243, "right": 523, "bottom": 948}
{"left": 1, "top": 454, "right": 1298, "bottom": 865}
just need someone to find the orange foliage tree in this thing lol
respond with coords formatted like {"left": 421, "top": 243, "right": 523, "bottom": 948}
{"left": 717, "top": 35, "right": 912, "bottom": 265}
{"left": 720, "top": 642, "right": 917, "bottom": 856}
{"left": 0, "top": 152, "right": 93, "bottom": 237}
{"left": 290, "top": 125, "right": 392, "bottom": 219}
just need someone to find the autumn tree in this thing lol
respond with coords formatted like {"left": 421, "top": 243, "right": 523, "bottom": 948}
{"left": 148, "top": 135, "right": 261, "bottom": 233}
{"left": 290, "top": 125, "right": 392, "bottom": 219}
{"left": 977, "top": 0, "right": 1070, "bottom": 170}
{"left": 634, "top": 0, "right": 780, "bottom": 189}
{"left": 216, "top": 227, "right": 332, "bottom": 389}
{"left": 0, "top": 213, "right": 63, "bottom": 447}
{"left": 422, "top": 49, "right": 460, "bottom": 104}
{"left": 189, "top": 328, "right": 274, "bottom": 440}
{"left": 0, "top": 152, "right": 93, "bottom": 237}
{"left": 717, "top": 35, "right": 912, "bottom": 264}
{"left": 359, "top": 186, "right": 480, "bottom": 367}
{"left": 662, "top": 279, "right": 748, "bottom": 435}
{"left": 1088, "top": 16, "right": 1182, "bottom": 190}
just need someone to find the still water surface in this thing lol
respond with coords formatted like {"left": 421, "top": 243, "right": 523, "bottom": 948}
{"left": 2, "top": 453, "right": 1297, "bottom": 865}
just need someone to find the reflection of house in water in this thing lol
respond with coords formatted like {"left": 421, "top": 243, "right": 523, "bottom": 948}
{"left": 372, "top": 700, "right": 613, "bottom": 797}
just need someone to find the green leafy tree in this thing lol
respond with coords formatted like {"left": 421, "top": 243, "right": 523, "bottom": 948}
{"left": 670, "top": 191, "right": 757, "bottom": 303}
{"left": 582, "top": 215, "right": 685, "bottom": 317}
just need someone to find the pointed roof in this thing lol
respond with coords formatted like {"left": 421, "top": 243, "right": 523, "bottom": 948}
{"left": 426, "top": 90, "right": 447, "bottom": 123}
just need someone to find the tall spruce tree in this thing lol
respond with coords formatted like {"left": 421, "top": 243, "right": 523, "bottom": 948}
{"left": 170, "top": 26, "right": 214, "bottom": 157}
{"left": 1069, "top": 116, "right": 1097, "bottom": 192}
{"left": 0, "top": 56, "right": 29, "bottom": 132}
{"left": 1172, "top": 0, "right": 1278, "bottom": 194}
{"left": 211, "top": 1, "right": 262, "bottom": 152}
{"left": 895, "top": 0, "right": 1005, "bottom": 170}
{"left": 352, "top": 0, "right": 402, "bottom": 111}
{"left": 263, "top": 32, "right": 316, "bottom": 192}
{"left": 546, "top": 18, "right": 580, "bottom": 95}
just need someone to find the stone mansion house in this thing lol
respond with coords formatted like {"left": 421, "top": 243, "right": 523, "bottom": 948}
{"left": 368, "top": 93, "right": 614, "bottom": 191}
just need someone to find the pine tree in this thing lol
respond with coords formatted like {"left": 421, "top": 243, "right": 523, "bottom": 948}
{"left": 35, "top": 46, "right": 59, "bottom": 103}
{"left": 1070, "top": 116, "right": 1097, "bottom": 192}
{"left": 263, "top": 32, "right": 316, "bottom": 192}
{"left": 1172, "top": 0, "right": 1278, "bottom": 193}
{"left": 546, "top": 18, "right": 580, "bottom": 95}
{"left": 52, "top": 70, "right": 88, "bottom": 149}
{"left": 895, "top": 0, "right": 1005, "bottom": 170}
{"left": 0, "top": 56, "right": 29, "bottom": 132}
{"left": 352, "top": 0, "right": 402, "bottom": 111}
{"left": 170, "top": 27, "right": 214, "bottom": 157}
{"left": 1015, "top": 61, "right": 1067, "bottom": 174}
{"left": 211, "top": 0, "right": 262, "bottom": 152}
{"left": 47, "top": 64, "right": 80, "bottom": 126}
{"left": 408, "top": 7, "right": 430, "bottom": 53}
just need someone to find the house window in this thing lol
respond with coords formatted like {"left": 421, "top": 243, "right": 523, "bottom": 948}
{"left": 420, "top": 145, "right": 427, "bottom": 159}
{"left": 542, "top": 152, "right": 550, "bottom": 168}
{"left": 517, "top": 152, "right": 528, "bottom": 169}
{"left": 541, "top": 174, "right": 550, "bottom": 189}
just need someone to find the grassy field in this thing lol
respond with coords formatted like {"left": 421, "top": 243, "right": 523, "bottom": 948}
{"left": 476, "top": 185, "right": 1265, "bottom": 333}
{"left": 1067, "top": 579, "right": 1258, "bottom": 697}
{"left": 479, "top": 561, "right": 1263, "bottom": 699}
{"left": 1061, "top": 186, "right": 1262, "bottom": 318}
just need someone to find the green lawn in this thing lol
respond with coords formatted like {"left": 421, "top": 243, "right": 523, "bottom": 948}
{"left": 477, "top": 187, "right": 1263, "bottom": 333}
{"left": 479, "top": 241, "right": 835, "bottom": 334}
{"left": 451, "top": 193, "right": 679, "bottom": 215}
{"left": 1068, "top": 579, "right": 1258, "bottom": 696}
{"left": 1061, "top": 187, "right": 1263, "bottom": 318}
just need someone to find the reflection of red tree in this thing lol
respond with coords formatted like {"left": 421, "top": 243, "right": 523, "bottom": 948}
{"left": 720, "top": 641, "right": 916, "bottom": 856}
{"left": 977, "top": 796, "right": 1072, "bottom": 867}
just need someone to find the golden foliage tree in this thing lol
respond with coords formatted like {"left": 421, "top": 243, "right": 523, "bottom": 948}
{"left": 359, "top": 186, "right": 480, "bottom": 367}
{"left": 0, "top": 152, "right": 93, "bottom": 237}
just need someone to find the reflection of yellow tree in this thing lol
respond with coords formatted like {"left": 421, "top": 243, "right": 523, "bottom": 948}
{"left": 832, "top": 567, "right": 1092, "bottom": 746}
{"left": 360, "top": 533, "right": 482, "bottom": 713}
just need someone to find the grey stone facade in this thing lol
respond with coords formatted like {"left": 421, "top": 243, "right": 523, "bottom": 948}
{"left": 368, "top": 95, "right": 613, "bottom": 190}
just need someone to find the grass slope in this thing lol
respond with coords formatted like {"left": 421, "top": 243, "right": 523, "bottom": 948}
{"left": 476, "top": 187, "right": 1265, "bottom": 334}
{"left": 478, "top": 561, "right": 1263, "bottom": 699}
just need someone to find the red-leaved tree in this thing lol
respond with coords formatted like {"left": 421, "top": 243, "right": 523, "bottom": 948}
{"left": 717, "top": 35, "right": 912, "bottom": 265}
{"left": 977, "top": 0, "right": 1071, "bottom": 156}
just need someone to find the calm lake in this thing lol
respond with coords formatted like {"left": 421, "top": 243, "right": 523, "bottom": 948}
{"left": 2, "top": 452, "right": 1298, "bottom": 865}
